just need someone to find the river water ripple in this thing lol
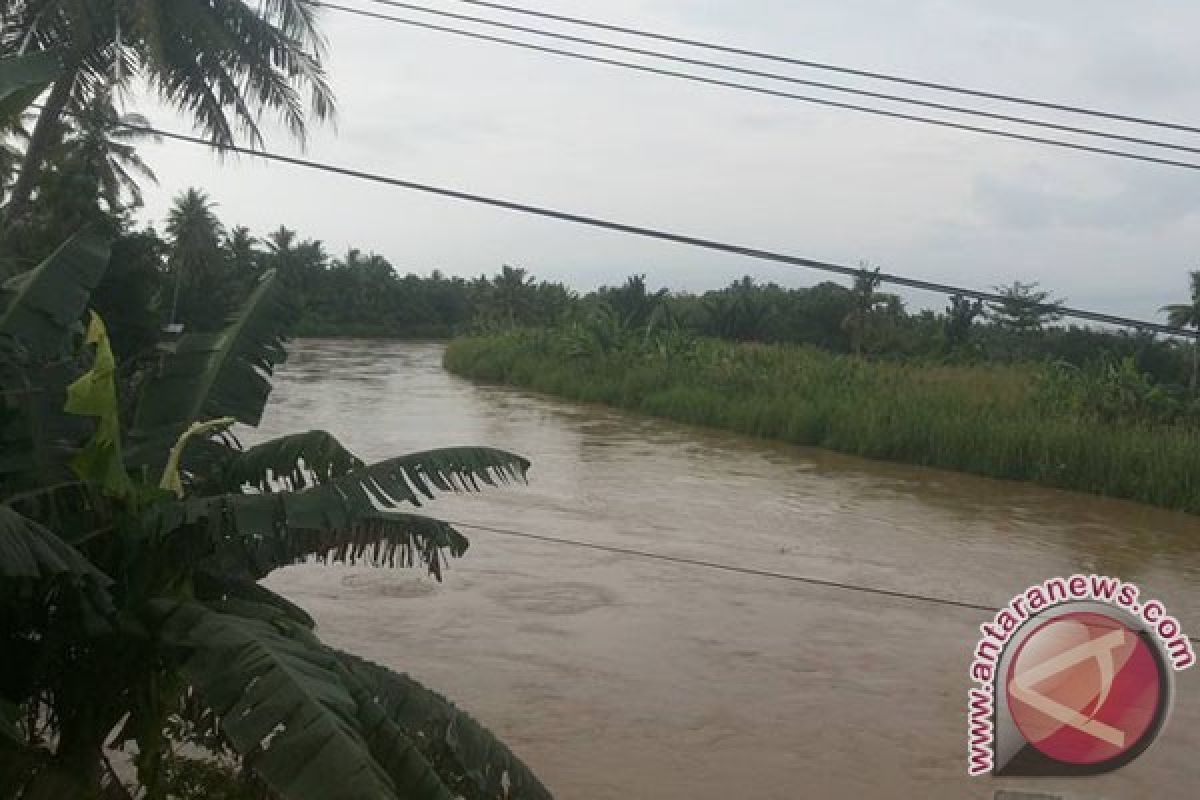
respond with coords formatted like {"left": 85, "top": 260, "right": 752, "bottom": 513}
{"left": 261, "top": 340, "right": 1200, "bottom": 799}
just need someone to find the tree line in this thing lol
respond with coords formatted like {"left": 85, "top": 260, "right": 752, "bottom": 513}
{"left": 6, "top": 143, "right": 1196, "bottom": 389}
{"left": 3, "top": 73, "right": 1196, "bottom": 387}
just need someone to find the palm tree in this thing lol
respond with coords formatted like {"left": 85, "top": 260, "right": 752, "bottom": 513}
{"left": 264, "top": 225, "right": 302, "bottom": 277}
{"left": 602, "top": 274, "right": 669, "bottom": 330}
{"left": 843, "top": 265, "right": 883, "bottom": 355}
{"left": 54, "top": 89, "right": 159, "bottom": 211}
{"left": 1161, "top": 270, "right": 1200, "bottom": 392}
{"left": 224, "top": 225, "right": 260, "bottom": 270}
{"left": 493, "top": 264, "right": 535, "bottom": 327}
{"left": 0, "top": 115, "right": 30, "bottom": 200}
{"left": 944, "top": 293, "right": 984, "bottom": 352}
{"left": 165, "top": 188, "right": 227, "bottom": 329}
{"left": 4, "top": 0, "right": 335, "bottom": 225}
{"left": 223, "top": 225, "right": 263, "bottom": 300}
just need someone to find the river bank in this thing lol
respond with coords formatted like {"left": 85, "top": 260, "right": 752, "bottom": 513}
{"left": 444, "top": 331, "right": 1200, "bottom": 513}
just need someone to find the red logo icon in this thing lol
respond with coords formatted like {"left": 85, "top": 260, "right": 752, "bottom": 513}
{"left": 1005, "top": 611, "right": 1166, "bottom": 767}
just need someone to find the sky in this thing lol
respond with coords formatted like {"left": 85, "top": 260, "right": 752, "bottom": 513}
{"left": 131, "top": 0, "right": 1200, "bottom": 319}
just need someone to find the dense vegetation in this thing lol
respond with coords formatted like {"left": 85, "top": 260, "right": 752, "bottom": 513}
{"left": 1, "top": 48, "right": 551, "bottom": 800}
{"left": 5, "top": 7, "right": 1200, "bottom": 792}
{"left": 444, "top": 325, "right": 1200, "bottom": 513}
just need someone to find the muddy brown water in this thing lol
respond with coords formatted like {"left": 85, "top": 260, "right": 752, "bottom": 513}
{"left": 260, "top": 340, "right": 1200, "bottom": 799}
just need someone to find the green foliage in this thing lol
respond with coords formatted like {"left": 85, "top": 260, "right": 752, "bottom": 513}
{"left": 1160, "top": 269, "right": 1200, "bottom": 390}
{"left": 1034, "top": 357, "right": 1197, "bottom": 426}
{"left": 0, "top": 51, "right": 60, "bottom": 125}
{"left": 154, "top": 600, "right": 450, "bottom": 800}
{"left": 50, "top": 89, "right": 161, "bottom": 213}
{"left": 3, "top": 0, "right": 334, "bottom": 222}
{"left": 166, "top": 188, "right": 241, "bottom": 330}
{"left": 64, "top": 312, "right": 134, "bottom": 497}
{"left": 0, "top": 232, "right": 112, "bottom": 494}
{"left": 1159, "top": 270, "right": 1200, "bottom": 330}
{"left": 129, "top": 269, "right": 290, "bottom": 472}
{"left": 0, "top": 504, "right": 111, "bottom": 592}
{"left": 0, "top": 234, "right": 549, "bottom": 798}
{"left": 446, "top": 330, "right": 1200, "bottom": 513}
{"left": 338, "top": 651, "right": 554, "bottom": 800}
{"left": 158, "top": 755, "right": 265, "bottom": 800}
{"left": 596, "top": 274, "right": 667, "bottom": 329}
{"left": 90, "top": 229, "right": 166, "bottom": 365}
{"left": 944, "top": 293, "right": 984, "bottom": 352}
{"left": 212, "top": 429, "right": 366, "bottom": 491}
{"left": 0, "top": 231, "right": 111, "bottom": 360}
{"left": 987, "top": 280, "right": 1064, "bottom": 334}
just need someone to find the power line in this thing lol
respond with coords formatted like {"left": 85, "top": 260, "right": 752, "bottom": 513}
{"left": 94, "top": 115, "right": 1193, "bottom": 339}
{"left": 343, "top": 0, "right": 1200, "bottom": 159}
{"left": 447, "top": 518, "right": 1200, "bottom": 645}
{"left": 447, "top": 518, "right": 996, "bottom": 613}
{"left": 446, "top": 0, "right": 1200, "bottom": 138}
{"left": 313, "top": 1, "right": 1200, "bottom": 173}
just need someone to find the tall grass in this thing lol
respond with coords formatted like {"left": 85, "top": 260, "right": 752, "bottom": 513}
{"left": 444, "top": 331, "right": 1200, "bottom": 513}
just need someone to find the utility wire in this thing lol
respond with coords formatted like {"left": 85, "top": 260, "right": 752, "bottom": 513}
{"left": 447, "top": 518, "right": 1200, "bottom": 645}
{"left": 82, "top": 115, "right": 1194, "bottom": 339}
{"left": 341, "top": 0, "right": 1200, "bottom": 159}
{"left": 34, "top": 100, "right": 1186, "bottom": 335}
{"left": 313, "top": 1, "right": 1200, "bottom": 173}
{"left": 447, "top": 0, "right": 1200, "bottom": 137}
{"left": 448, "top": 518, "right": 997, "bottom": 613}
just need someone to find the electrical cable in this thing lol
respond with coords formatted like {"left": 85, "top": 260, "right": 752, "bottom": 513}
{"left": 335, "top": 0, "right": 1200, "bottom": 159}
{"left": 30, "top": 100, "right": 1194, "bottom": 337}
{"left": 447, "top": 517, "right": 1200, "bottom": 645}
{"left": 446, "top": 0, "right": 1200, "bottom": 137}
{"left": 48, "top": 111, "right": 1191, "bottom": 339}
{"left": 310, "top": 1, "right": 1200, "bottom": 172}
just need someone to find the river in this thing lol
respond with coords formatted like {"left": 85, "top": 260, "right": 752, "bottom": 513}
{"left": 259, "top": 340, "right": 1200, "bottom": 800}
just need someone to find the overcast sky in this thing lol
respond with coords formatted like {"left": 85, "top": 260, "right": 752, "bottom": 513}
{"left": 132, "top": 0, "right": 1200, "bottom": 318}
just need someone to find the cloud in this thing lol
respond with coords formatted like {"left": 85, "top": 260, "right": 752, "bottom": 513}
{"left": 130, "top": 0, "right": 1200, "bottom": 319}
{"left": 973, "top": 166, "right": 1200, "bottom": 231}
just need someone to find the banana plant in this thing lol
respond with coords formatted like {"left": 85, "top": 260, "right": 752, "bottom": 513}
{"left": 0, "top": 239, "right": 552, "bottom": 797}
{"left": 0, "top": 51, "right": 61, "bottom": 130}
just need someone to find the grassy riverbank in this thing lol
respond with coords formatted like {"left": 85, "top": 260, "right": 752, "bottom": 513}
{"left": 444, "top": 331, "right": 1200, "bottom": 513}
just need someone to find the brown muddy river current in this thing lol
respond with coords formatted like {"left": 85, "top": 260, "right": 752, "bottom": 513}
{"left": 260, "top": 340, "right": 1200, "bottom": 800}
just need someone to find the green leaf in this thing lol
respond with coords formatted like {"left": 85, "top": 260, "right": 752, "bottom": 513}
{"left": 2, "top": 482, "right": 113, "bottom": 546}
{"left": 0, "top": 51, "right": 62, "bottom": 124}
{"left": 64, "top": 312, "right": 134, "bottom": 497}
{"left": 0, "top": 698, "right": 21, "bottom": 744}
{"left": 156, "top": 490, "right": 470, "bottom": 581}
{"left": 152, "top": 600, "right": 451, "bottom": 800}
{"left": 320, "top": 446, "right": 530, "bottom": 512}
{"left": 243, "top": 508, "right": 470, "bottom": 581}
{"left": 209, "top": 429, "right": 366, "bottom": 492}
{"left": 194, "top": 570, "right": 315, "bottom": 629}
{"left": 129, "top": 270, "right": 290, "bottom": 472}
{"left": 159, "top": 417, "right": 236, "bottom": 497}
{"left": 337, "top": 651, "right": 553, "bottom": 800}
{"left": 204, "top": 437, "right": 528, "bottom": 503}
{"left": 149, "top": 445, "right": 527, "bottom": 579}
{"left": 0, "top": 231, "right": 112, "bottom": 361}
{"left": 0, "top": 505, "right": 112, "bottom": 609}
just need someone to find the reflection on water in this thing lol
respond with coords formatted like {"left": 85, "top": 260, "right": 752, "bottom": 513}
{"left": 262, "top": 340, "right": 1200, "bottom": 799}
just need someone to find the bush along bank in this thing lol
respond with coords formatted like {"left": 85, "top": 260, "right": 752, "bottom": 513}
{"left": 444, "top": 329, "right": 1200, "bottom": 513}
